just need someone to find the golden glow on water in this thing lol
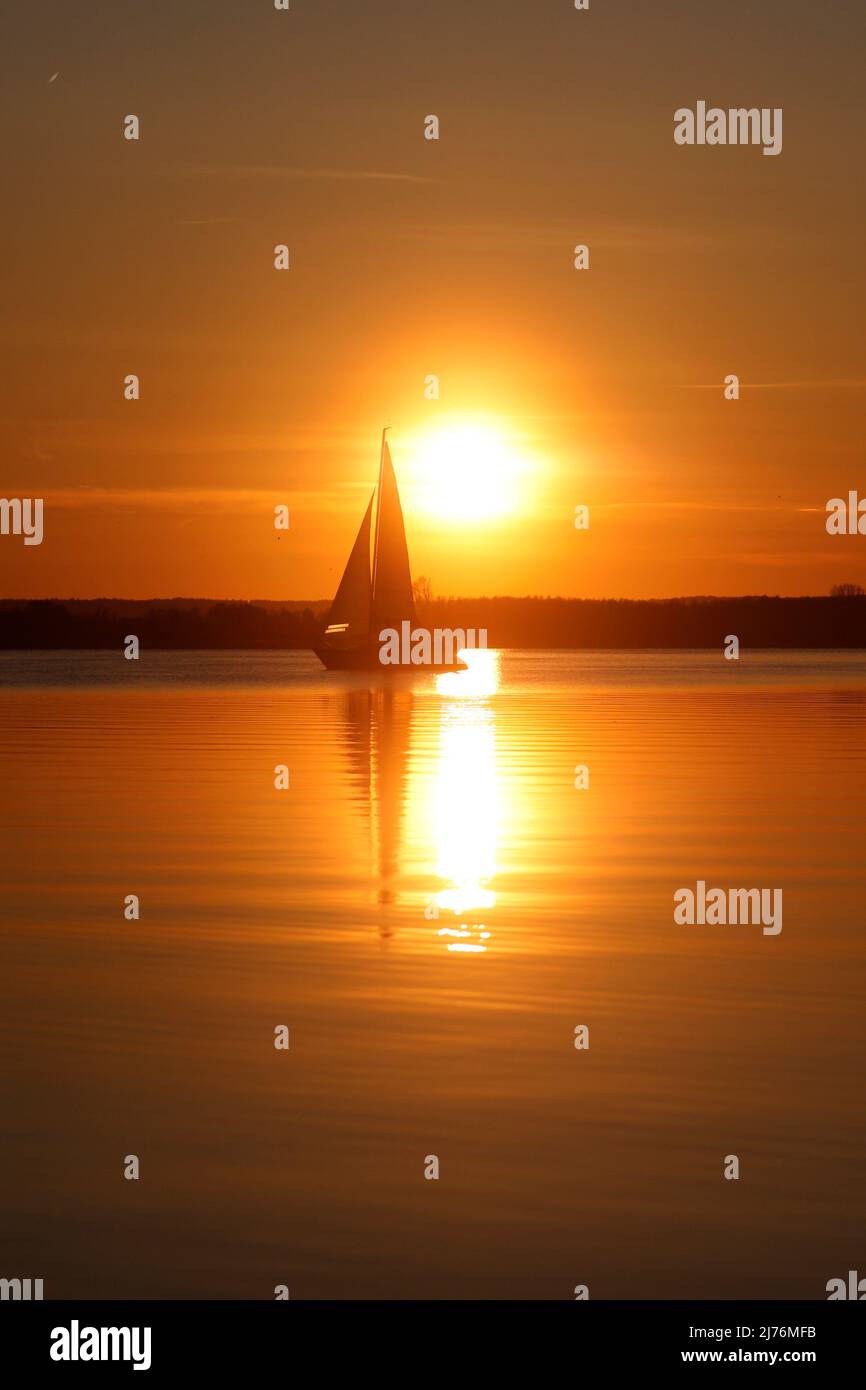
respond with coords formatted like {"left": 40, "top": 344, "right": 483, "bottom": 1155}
{"left": 435, "top": 646, "right": 499, "bottom": 699}
{"left": 2, "top": 651, "right": 866, "bottom": 1299}
{"left": 430, "top": 649, "right": 501, "bottom": 952}
{"left": 438, "top": 924, "right": 491, "bottom": 955}
{"left": 434, "top": 886, "right": 496, "bottom": 914}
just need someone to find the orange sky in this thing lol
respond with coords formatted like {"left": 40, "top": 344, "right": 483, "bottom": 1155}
{"left": 2, "top": 0, "right": 864, "bottom": 600}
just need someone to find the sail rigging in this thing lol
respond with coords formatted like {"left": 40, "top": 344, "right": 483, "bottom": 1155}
{"left": 315, "top": 430, "right": 437, "bottom": 669}
{"left": 370, "top": 433, "right": 416, "bottom": 634}
{"left": 325, "top": 490, "right": 374, "bottom": 638}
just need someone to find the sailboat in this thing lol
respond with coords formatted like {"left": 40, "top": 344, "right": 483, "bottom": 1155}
{"left": 314, "top": 429, "right": 463, "bottom": 671}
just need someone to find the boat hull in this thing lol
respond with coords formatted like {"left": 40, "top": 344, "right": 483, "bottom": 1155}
{"left": 313, "top": 642, "right": 465, "bottom": 673}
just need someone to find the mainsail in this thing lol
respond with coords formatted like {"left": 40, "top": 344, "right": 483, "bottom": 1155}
{"left": 316, "top": 431, "right": 423, "bottom": 667}
{"left": 325, "top": 490, "right": 374, "bottom": 639}
{"left": 371, "top": 436, "right": 416, "bottom": 634}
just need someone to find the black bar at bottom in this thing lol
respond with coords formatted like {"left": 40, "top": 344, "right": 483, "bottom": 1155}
{"left": 1, "top": 1299, "right": 862, "bottom": 1376}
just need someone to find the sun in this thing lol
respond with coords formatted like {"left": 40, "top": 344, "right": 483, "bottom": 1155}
{"left": 408, "top": 421, "right": 528, "bottom": 524}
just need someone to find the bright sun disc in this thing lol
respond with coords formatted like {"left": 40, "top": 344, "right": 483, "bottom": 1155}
{"left": 412, "top": 423, "right": 527, "bottom": 524}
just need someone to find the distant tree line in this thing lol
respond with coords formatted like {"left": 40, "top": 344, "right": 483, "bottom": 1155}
{"left": 0, "top": 600, "right": 322, "bottom": 649}
{"left": 420, "top": 594, "right": 866, "bottom": 649}
{"left": 2, "top": 592, "right": 866, "bottom": 649}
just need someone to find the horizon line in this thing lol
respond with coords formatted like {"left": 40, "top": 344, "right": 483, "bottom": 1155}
{"left": 3, "top": 593, "right": 864, "bottom": 606}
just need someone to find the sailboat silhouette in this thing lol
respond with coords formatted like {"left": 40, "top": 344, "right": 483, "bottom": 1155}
{"left": 314, "top": 429, "right": 462, "bottom": 671}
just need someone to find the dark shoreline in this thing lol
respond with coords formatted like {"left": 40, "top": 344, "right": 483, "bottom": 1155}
{"left": 2, "top": 595, "right": 866, "bottom": 650}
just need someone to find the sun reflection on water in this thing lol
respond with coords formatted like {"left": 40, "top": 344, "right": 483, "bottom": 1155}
{"left": 431, "top": 650, "right": 500, "bottom": 952}
{"left": 435, "top": 646, "right": 499, "bottom": 699}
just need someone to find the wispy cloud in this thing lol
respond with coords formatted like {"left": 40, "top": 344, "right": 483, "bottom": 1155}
{"left": 593, "top": 500, "right": 800, "bottom": 514}
{"left": 42, "top": 486, "right": 354, "bottom": 513}
{"left": 676, "top": 380, "right": 866, "bottom": 390}
{"left": 13, "top": 422, "right": 375, "bottom": 456}
{"left": 169, "top": 162, "right": 434, "bottom": 185}
{"left": 400, "top": 221, "right": 725, "bottom": 250}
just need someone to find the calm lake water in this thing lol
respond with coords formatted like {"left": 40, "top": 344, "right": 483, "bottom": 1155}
{"left": 1, "top": 649, "right": 864, "bottom": 1299}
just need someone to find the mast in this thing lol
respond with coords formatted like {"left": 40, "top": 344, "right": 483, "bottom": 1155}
{"left": 370, "top": 425, "right": 389, "bottom": 601}
{"left": 370, "top": 426, "right": 415, "bottom": 634}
